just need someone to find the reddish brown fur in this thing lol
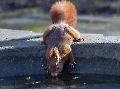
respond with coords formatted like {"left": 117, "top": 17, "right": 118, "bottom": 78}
{"left": 50, "top": 1, "right": 77, "bottom": 27}
{"left": 43, "top": 1, "right": 84, "bottom": 76}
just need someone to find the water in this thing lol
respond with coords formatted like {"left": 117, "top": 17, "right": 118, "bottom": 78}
{"left": 0, "top": 73, "right": 120, "bottom": 89}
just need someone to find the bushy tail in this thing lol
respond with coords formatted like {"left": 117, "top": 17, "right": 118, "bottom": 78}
{"left": 50, "top": 0, "right": 77, "bottom": 27}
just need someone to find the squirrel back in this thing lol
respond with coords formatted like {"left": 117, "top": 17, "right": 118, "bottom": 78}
{"left": 43, "top": 0, "right": 84, "bottom": 76}
{"left": 50, "top": 0, "right": 77, "bottom": 27}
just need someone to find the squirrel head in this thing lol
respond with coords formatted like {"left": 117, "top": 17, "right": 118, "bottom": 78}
{"left": 47, "top": 47, "right": 64, "bottom": 76}
{"left": 48, "top": 60, "right": 63, "bottom": 77}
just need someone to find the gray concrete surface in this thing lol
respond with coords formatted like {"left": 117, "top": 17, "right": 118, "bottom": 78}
{"left": 0, "top": 29, "right": 120, "bottom": 78}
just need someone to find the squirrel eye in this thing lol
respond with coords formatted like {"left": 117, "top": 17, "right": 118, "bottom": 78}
{"left": 56, "top": 66, "right": 60, "bottom": 70}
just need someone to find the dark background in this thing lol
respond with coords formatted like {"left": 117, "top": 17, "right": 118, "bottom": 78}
{"left": 0, "top": 0, "right": 120, "bottom": 15}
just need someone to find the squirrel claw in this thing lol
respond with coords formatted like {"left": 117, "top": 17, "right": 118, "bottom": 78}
{"left": 69, "top": 62, "right": 76, "bottom": 68}
{"left": 77, "top": 38, "right": 85, "bottom": 42}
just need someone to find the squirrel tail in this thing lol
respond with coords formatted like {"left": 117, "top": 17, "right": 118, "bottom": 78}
{"left": 50, "top": 0, "right": 77, "bottom": 27}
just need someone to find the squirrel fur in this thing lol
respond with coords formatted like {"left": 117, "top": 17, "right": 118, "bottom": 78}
{"left": 50, "top": 0, "right": 77, "bottom": 27}
{"left": 42, "top": 0, "right": 84, "bottom": 76}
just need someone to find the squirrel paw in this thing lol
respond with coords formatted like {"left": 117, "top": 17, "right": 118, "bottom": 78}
{"left": 77, "top": 37, "right": 85, "bottom": 42}
{"left": 69, "top": 62, "right": 76, "bottom": 68}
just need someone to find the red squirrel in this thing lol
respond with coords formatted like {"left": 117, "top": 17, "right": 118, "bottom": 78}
{"left": 42, "top": 0, "right": 84, "bottom": 76}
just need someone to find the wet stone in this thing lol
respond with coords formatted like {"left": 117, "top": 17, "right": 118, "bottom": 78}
{"left": 0, "top": 29, "right": 120, "bottom": 77}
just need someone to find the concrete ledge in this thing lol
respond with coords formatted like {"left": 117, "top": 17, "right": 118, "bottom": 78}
{"left": 0, "top": 29, "right": 120, "bottom": 78}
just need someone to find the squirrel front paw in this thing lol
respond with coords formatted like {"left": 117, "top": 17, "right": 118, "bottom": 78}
{"left": 77, "top": 37, "right": 85, "bottom": 42}
{"left": 69, "top": 61, "right": 76, "bottom": 68}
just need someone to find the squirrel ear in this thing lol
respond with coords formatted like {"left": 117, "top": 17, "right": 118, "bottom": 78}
{"left": 53, "top": 47, "right": 56, "bottom": 50}
{"left": 53, "top": 47, "right": 57, "bottom": 50}
{"left": 56, "top": 57, "right": 61, "bottom": 65}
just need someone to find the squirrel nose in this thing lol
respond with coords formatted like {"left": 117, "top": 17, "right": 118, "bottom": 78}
{"left": 51, "top": 72, "right": 58, "bottom": 76}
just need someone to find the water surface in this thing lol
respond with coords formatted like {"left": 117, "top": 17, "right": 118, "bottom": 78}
{"left": 0, "top": 73, "right": 120, "bottom": 89}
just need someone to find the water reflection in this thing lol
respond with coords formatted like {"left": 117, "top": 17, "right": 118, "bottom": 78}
{"left": 0, "top": 73, "right": 120, "bottom": 89}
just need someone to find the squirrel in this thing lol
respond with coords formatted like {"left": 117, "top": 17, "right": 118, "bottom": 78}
{"left": 42, "top": 0, "right": 84, "bottom": 76}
